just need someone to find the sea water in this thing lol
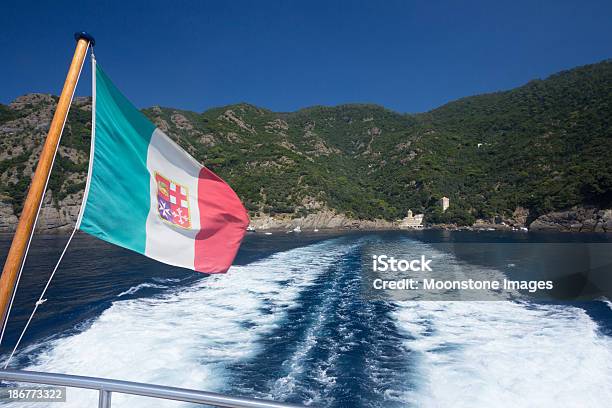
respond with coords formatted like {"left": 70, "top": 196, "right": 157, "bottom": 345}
{"left": 0, "top": 230, "right": 610, "bottom": 407}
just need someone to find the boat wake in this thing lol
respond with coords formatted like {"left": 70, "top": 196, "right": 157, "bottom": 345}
{"left": 390, "top": 241, "right": 612, "bottom": 407}
{"left": 7, "top": 238, "right": 356, "bottom": 407}
{"left": 226, "top": 240, "right": 412, "bottom": 407}
{"left": 3, "top": 235, "right": 612, "bottom": 408}
{"left": 116, "top": 282, "right": 167, "bottom": 297}
{"left": 394, "top": 300, "right": 612, "bottom": 407}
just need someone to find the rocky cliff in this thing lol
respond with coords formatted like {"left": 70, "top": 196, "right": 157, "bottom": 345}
{"left": 529, "top": 207, "right": 612, "bottom": 232}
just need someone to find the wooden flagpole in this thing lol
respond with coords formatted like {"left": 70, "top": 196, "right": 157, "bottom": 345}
{"left": 0, "top": 32, "right": 95, "bottom": 340}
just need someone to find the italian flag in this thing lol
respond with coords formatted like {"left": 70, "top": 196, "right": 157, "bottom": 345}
{"left": 76, "top": 57, "right": 249, "bottom": 273}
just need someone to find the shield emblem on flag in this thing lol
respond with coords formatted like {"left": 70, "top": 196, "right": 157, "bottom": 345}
{"left": 155, "top": 172, "right": 191, "bottom": 228}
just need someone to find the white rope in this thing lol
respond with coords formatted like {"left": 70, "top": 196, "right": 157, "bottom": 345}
{"left": 3, "top": 227, "right": 78, "bottom": 368}
{"left": 0, "top": 42, "right": 90, "bottom": 354}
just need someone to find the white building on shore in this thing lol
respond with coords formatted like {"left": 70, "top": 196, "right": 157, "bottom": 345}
{"left": 399, "top": 209, "right": 424, "bottom": 229}
{"left": 439, "top": 196, "right": 449, "bottom": 212}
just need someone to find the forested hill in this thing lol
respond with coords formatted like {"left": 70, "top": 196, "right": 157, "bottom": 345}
{"left": 0, "top": 59, "right": 610, "bottom": 230}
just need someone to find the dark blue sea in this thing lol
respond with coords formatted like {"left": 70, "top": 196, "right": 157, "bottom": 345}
{"left": 0, "top": 230, "right": 611, "bottom": 407}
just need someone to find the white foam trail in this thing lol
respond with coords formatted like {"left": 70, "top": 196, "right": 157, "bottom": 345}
{"left": 268, "top": 260, "right": 353, "bottom": 405}
{"left": 394, "top": 241, "right": 612, "bottom": 408}
{"left": 7, "top": 238, "right": 354, "bottom": 408}
{"left": 391, "top": 243, "right": 612, "bottom": 408}
{"left": 117, "top": 282, "right": 166, "bottom": 297}
{"left": 395, "top": 301, "right": 612, "bottom": 407}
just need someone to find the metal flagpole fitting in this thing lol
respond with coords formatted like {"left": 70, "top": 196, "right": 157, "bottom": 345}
{"left": 0, "top": 32, "right": 94, "bottom": 344}
{"left": 75, "top": 31, "right": 96, "bottom": 47}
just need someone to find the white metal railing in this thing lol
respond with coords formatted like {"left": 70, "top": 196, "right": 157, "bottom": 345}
{"left": 0, "top": 369, "right": 305, "bottom": 408}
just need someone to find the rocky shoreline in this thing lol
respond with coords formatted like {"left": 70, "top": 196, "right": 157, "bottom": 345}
{"left": 0, "top": 201, "right": 609, "bottom": 233}
{"left": 528, "top": 207, "right": 612, "bottom": 233}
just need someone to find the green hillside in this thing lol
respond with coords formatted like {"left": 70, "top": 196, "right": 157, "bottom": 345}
{"left": 0, "top": 60, "right": 610, "bottom": 226}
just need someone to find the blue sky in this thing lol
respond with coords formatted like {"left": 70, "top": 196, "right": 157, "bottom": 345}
{"left": 1, "top": 0, "right": 611, "bottom": 113}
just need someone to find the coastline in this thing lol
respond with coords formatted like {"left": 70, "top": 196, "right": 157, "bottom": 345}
{"left": 2, "top": 221, "right": 610, "bottom": 236}
{"left": 0, "top": 203, "right": 610, "bottom": 235}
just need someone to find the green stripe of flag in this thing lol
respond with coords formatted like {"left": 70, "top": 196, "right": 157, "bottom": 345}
{"left": 79, "top": 63, "right": 155, "bottom": 253}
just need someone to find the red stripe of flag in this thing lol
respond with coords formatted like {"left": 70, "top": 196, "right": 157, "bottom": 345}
{"left": 194, "top": 167, "right": 249, "bottom": 273}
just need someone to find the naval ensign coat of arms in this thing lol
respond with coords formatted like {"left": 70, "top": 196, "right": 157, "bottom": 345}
{"left": 155, "top": 172, "right": 191, "bottom": 228}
